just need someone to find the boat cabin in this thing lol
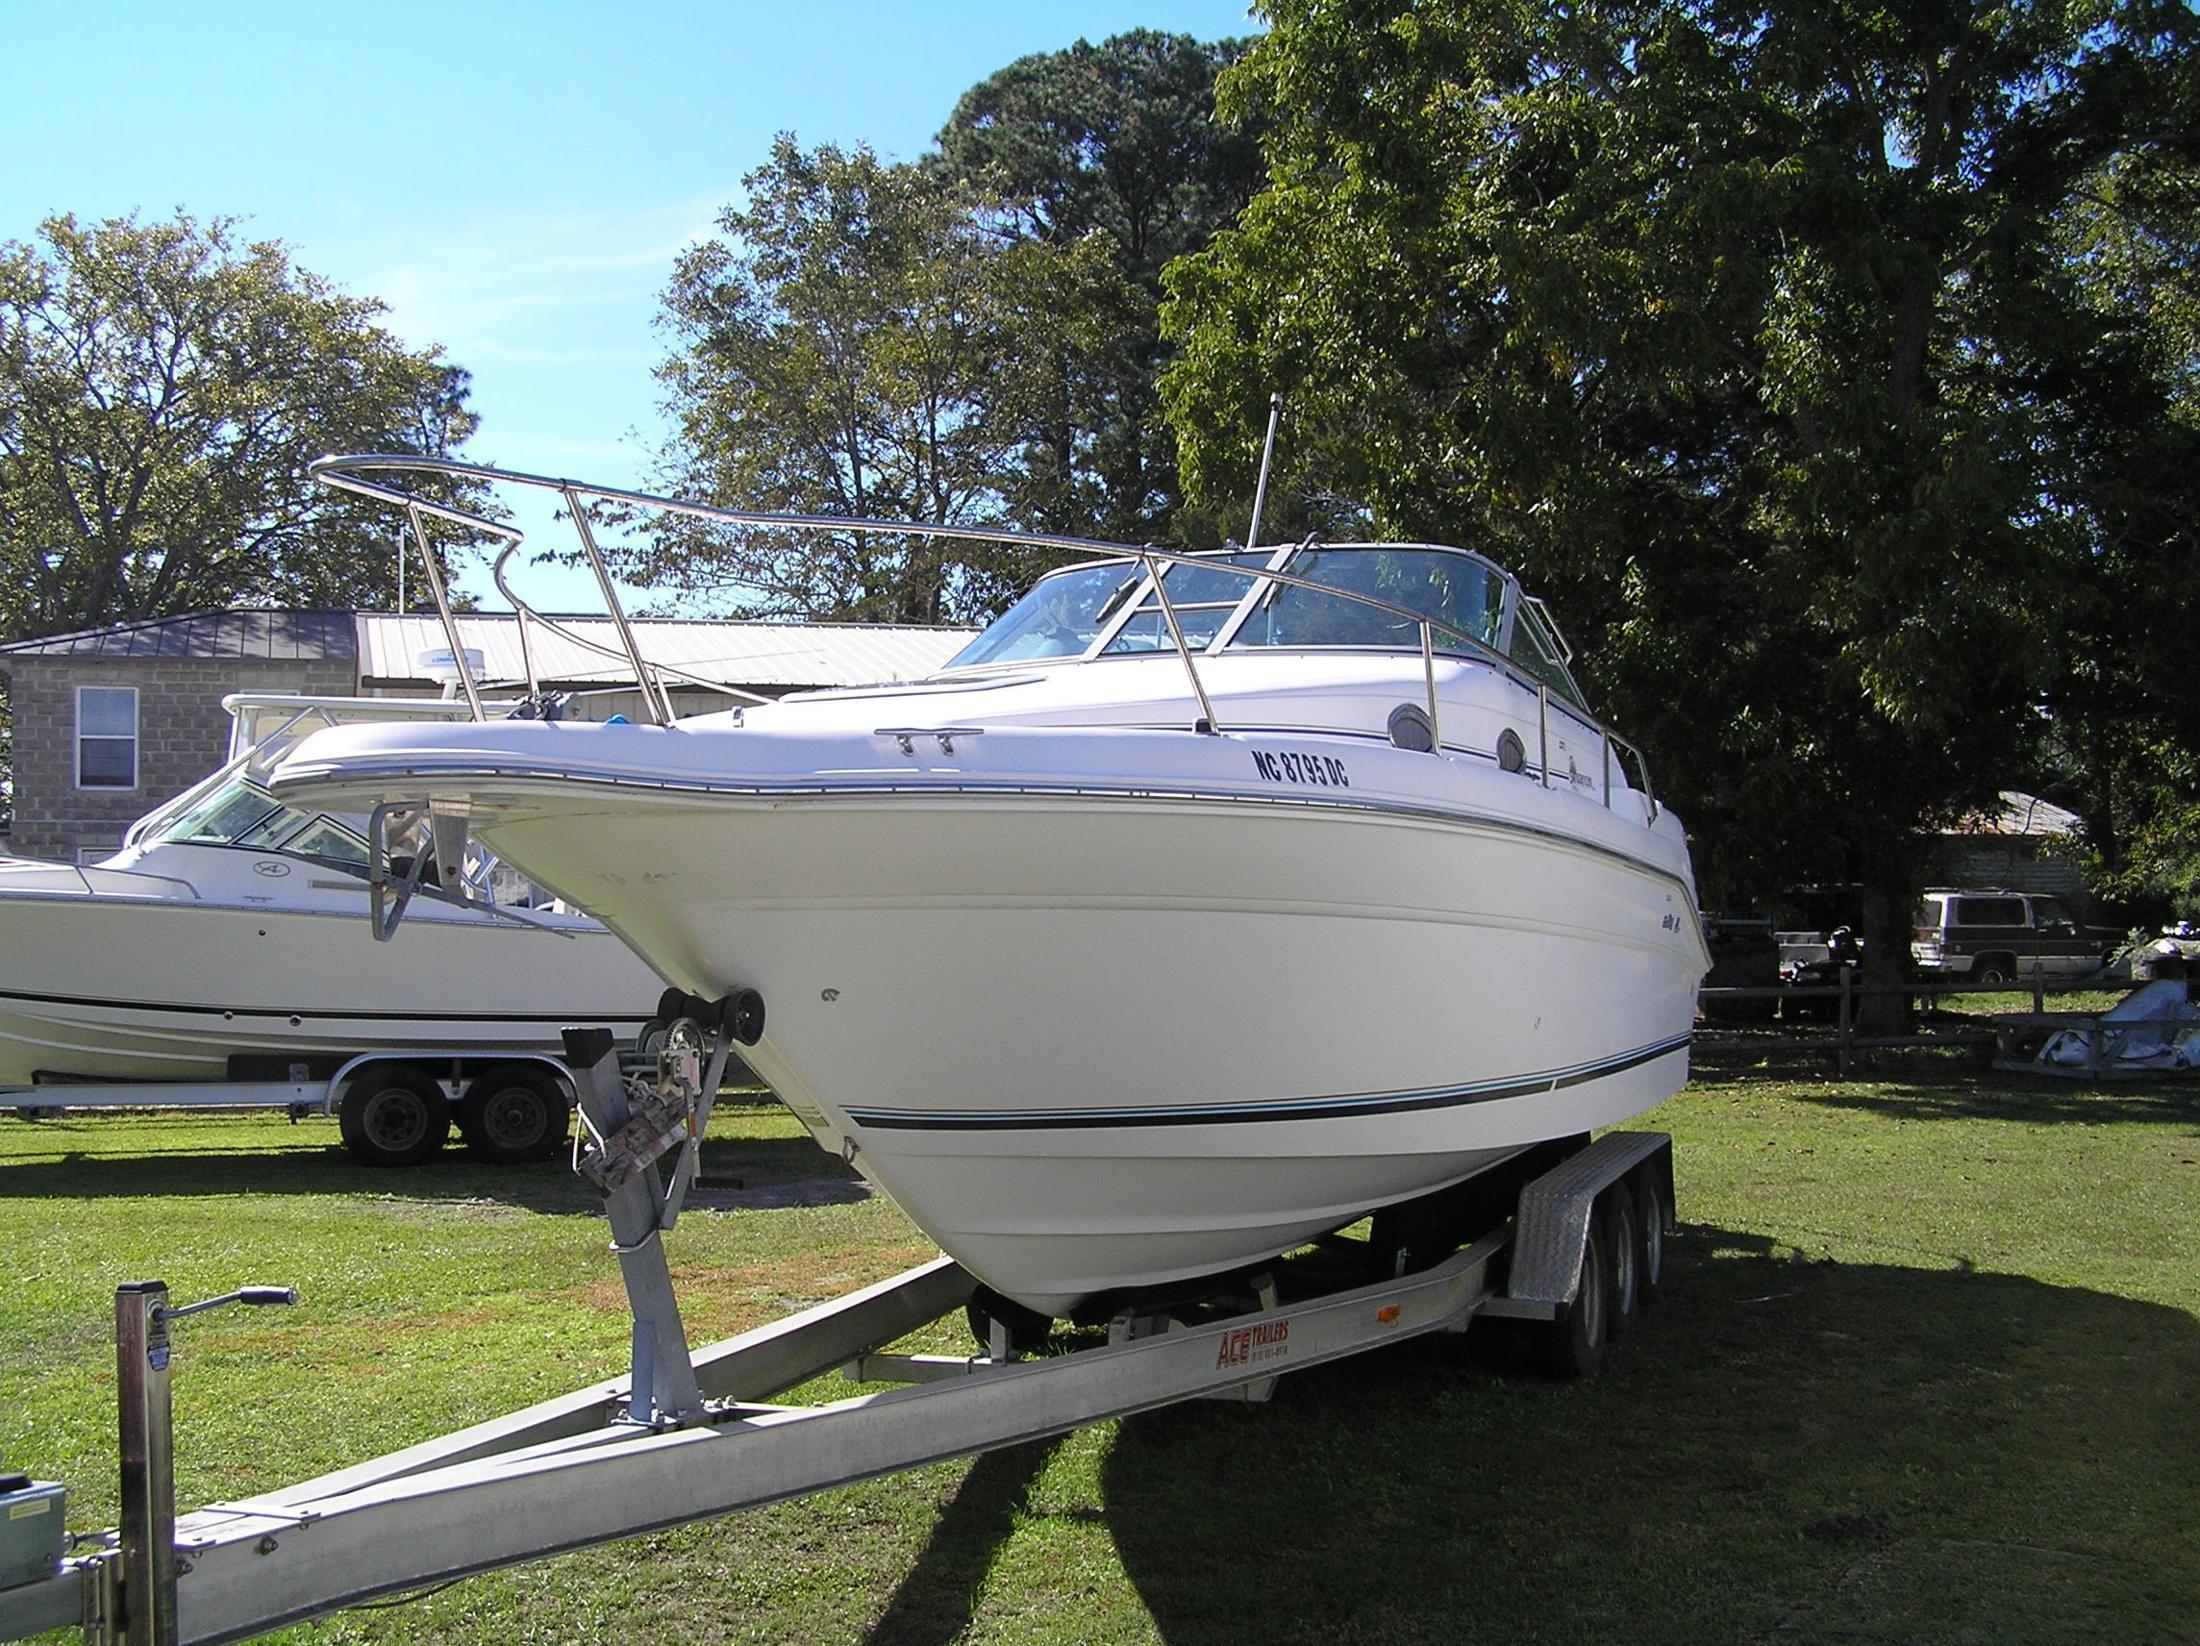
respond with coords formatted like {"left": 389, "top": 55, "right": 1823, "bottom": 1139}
{"left": 939, "top": 542, "right": 1590, "bottom": 712}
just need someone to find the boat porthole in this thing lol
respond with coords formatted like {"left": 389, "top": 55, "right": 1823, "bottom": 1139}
{"left": 1386, "top": 702, "right": 1437, "bottom": 754}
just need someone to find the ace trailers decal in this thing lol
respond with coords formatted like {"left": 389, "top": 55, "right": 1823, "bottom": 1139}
{"left": 1215, "top": 1318, "right": 1291, "bottom": 1369}
{"left": 1249, "top": 748, "right": 1351, "bottom": 789}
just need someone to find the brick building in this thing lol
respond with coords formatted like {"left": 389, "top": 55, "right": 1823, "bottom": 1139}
{"left": 0, "top": 611, "right": 357, "bottom": 863}
{"left": 0, "top": 609, "right": 971, "bottom": 864}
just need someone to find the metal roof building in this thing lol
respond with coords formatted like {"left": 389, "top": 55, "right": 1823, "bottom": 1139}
{"left": 0, "top": 607, "right": 973, "bottom": 863}
{"left": 0, "top": 609, "right": 361, "bottom": 663}
{"left": 353, "top": 613, "right": 970, "bottom": 695}
{"left": 0, "top": 609, "right": 972, "bottom": 693}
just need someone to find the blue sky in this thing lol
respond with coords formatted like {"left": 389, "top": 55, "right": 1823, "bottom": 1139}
{"left": 0, "top": 1, "right": 1263, "bottom": 610}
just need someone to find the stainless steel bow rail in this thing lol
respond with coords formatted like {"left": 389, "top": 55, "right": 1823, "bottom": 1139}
{"left": 1, "top": 1097, "right": 1675, "bottom": 1646}
{"left": 305, "top": 453, "right": 1663, "bottom": 820}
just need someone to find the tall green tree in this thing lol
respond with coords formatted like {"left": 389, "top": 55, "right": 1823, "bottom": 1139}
{"left": 0, "top": 210, "right": 479, "bottom": 640}
{"left": 2048, "top": 150, "right": 2200, "bottom": 915}
{"left": 643, "top": 138, "right": 1028, "bottom": 624}
{"left": 936, "top": 29, "right": 1263, "bottom": 544}
{"left": 1165, "top": 0, "right": 2200, "bottom": 1015}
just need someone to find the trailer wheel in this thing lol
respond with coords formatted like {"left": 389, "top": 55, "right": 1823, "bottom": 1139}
{"left": 1603, "top": 1188, "right": 1642, "bottom": 1337}
{"left": 1631, "top": 1171, "right": 1670, "bottom": 1304}
{"left": 338, "top": 1067, "right": 449, "bottom": 1167}
{"left": 457, "top": 1068, "right": 571, "bottom": 1164}
{"left": 1533, "top": 1210, "right": 1613, "bottom": 1378}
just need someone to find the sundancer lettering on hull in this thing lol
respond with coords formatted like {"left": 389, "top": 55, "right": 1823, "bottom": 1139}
{"left": 271, "top": 454, "right": 1711, "bottom": 1318}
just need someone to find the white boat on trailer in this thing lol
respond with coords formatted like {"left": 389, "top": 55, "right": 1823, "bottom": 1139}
{"left": 0, "top": 692, "right": 667, "bottom": 1163}
{"left": 271, "top": 453, "right": 1711, "bottom": 1316}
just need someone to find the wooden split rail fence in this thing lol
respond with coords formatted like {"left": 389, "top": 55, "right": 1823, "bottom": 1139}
{"left": 1694, "top": 971, "right": 2129, "bottom": 1077}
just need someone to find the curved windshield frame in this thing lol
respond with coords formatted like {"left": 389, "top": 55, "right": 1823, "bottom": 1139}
{"left": 1221, "top": 543, "right": 1591, "bottom": 711}
{"left": 1504, "top": 597, "right": 1586, "bottom": 708}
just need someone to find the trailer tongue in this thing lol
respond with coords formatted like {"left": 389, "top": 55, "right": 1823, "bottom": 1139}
{"left": 1, "top": 1005, "right": 1675, "bottom": 1646}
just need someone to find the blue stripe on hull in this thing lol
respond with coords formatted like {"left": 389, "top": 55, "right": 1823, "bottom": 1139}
{"left": 845, "top": 1033, "right": 1692, "bottom": 1132}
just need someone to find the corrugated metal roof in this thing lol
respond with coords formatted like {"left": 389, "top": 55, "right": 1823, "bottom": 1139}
{"left": 1944, "top": 790, "right": 2084, "bottom": 838}
{"left": 0, "top": 609, "right": 360, "bottom": 663}
{"left": 355, "top": 613, "right": 974, "bottom": 690}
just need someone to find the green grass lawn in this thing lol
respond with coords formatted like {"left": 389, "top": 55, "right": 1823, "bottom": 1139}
{"left": 3, "top": 1069, "right": 2196, "bottom": 1645}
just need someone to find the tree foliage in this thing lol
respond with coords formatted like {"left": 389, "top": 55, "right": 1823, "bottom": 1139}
{"left": 0, "top": 211, "right": 480, "bottom": 641}
{"left": 935, "top": 29, "right": 1263, "bottom": 543}
{"left": 640, "top": 33, "right": 1261, "bottom": 621}
{"left": 643, "top": 138, "right": 1030, "bottom": 624}
{"left": 1163, "top": 0, "right": 2200, "bottom": 989}
{"left": 2050, "top": 149, "right": 2200, "bottom": 912}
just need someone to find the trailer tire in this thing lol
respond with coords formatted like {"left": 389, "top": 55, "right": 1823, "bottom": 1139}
{"left": 457, "top": 1068, "right": 571, "bottom": 1164}
{"left": 338, "top": 1067, "right": 449, "bottom": 1167}
{"left": 1603, "top": 1188, "right": 1641, "bottom": 1337}
{"left": 1533, "top": 1210, "right": 1612, "bottom": 1379}
{"left": 1631, "top": 1172, "right": 1670, "bottom": 1304}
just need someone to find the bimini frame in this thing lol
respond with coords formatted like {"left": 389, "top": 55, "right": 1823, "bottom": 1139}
{"left": 304, "top": 454, "right": 1662, "bottom": 819}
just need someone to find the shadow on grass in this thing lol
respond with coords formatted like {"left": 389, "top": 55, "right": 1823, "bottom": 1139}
{"left": 1790, "top": 1074, "right": 2200, "bottom": 1128}
{"left": 1688, "top": 1055, "right": 2200, "bottom": 1125}
{"left": 0, "top": 1124, "right": 861, "bottom": 1212}
{"left": 1085, "top": 1225, "right": 2200, "bottom": 1646}
{"left": 865, "top": 1437, "right": 1068, "bottom": 1646}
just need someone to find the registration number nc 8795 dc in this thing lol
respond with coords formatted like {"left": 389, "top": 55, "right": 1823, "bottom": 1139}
{"left": 1249, "top": 749, "right": 1351, "bottom": 788}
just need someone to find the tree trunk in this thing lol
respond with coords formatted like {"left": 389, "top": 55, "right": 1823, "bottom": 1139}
{"left": 1854, "top": 858, "right": 1919, "bottom": 1039}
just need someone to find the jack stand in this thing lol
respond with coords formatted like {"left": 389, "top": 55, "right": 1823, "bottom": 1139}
{"left": 114, "top": 1283, "right": 297, "bottom": 1646}
{"left": 115, "top": 1284, "right": 175, "bottom": 1646}
{"left": 561, "top": 1028, "right": 707, "bottom": 1426}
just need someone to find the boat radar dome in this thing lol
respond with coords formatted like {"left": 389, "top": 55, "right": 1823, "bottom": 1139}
{"left": 415, "top": 646, "right": 487, "bottom": 698}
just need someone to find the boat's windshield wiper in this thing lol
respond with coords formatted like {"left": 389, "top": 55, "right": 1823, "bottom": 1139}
{"left": 1094, "top": 572, "right": 1144, "bottom": 625}
{"left": 1257, "top": 533, "right": 1325, "bottom": 611}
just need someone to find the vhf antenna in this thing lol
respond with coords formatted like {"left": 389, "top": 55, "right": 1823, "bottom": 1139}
{"left": 1246, "top": 392, "right": 1284, "bottom": 550}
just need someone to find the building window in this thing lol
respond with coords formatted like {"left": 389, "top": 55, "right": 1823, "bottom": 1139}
{"left": 76, "top": 686, "right": 139, "bottom": 790}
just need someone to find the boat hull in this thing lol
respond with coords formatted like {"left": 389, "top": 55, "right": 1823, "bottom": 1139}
{"left": 0, "top": 892, "right": 659, "bottom": 1086}
{"left": 476, "top": 785, "right": 1703, "bottom": 1312}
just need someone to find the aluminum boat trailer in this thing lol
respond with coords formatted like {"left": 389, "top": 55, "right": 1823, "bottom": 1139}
{"left": 0, "top": 1010, "right": 1675, "bottom": 1646}
{"left": 0, "top": 1046, "right": 588, "bottom": 1169}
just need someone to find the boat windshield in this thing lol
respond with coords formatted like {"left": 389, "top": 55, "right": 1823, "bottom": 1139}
{"left": 944, "top": 541, "right": 1589, "bottom": 709}
{"left": 944, "top": 561, "right": 1146, "bottom": 667}
{"left": 149, "top": 772, "right": 371, "bottom": 869}
{"left": 1504, "top": 597, "right": 1586, "bottom": 708}
{"left": 944, "top": 551, "right": 1279, "bottom": 668}
{"left": 1229, "top": 547, "right": 1505, "bottom": 656}
{"left": 1099, "top": 551, "right": 1274, "bottom": 653}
